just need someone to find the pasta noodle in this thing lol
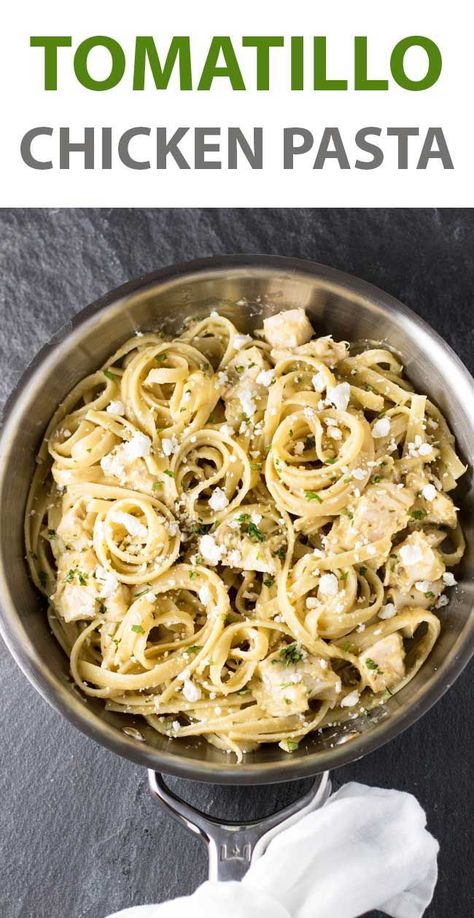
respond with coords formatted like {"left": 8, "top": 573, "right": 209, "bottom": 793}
{"left": 25, "top": 307, "right": 467, "bottom": 760}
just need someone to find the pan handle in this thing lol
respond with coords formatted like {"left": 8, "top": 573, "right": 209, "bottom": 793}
{"left": 148, "top": 770, "right": 331, "bottom": 882}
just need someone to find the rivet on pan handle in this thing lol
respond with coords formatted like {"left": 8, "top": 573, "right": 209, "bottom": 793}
{"left": 148, "top": 770, "right": 331, "bottom": 882}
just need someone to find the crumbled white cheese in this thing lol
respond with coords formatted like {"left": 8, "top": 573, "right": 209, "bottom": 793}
{"left": 227, "top": 549, "right": 242, "bottom": 567}
{"left": 415, "top": 580, "right": 432, "bottom": 593}
{"left": 418, "top": 443, "right": 432, "bottom": 456}
{"left": 161, "top": 436, "right": 179, "bottom": 457}
{"left": 303, "top": 407, "right": 315, "bottom": 420}
{"left": 251, "top": 512, "right": 262, "bottom": 525}
{"left": 256, "top": 369, "right": 274, "bottom": 387}
{"left": 182, "top": 679, "right": 202, "bottom": 703}
{"left": 372, "top": 417, "right": 391, "bottom": 438}
{"left": 341, "top": 690, "right": 360, "bottom": 708}
{"left": 379, "top": 603, "right": 396, "bottom": 620}
{"left": 209, "top": 487, "right": 229, "bottom": 512}
{"left": 95, "top": 566, "right": 119, "bottom": 598}
{"left": 106, "top": 400, "right": 125, "bottom": 416}
{"left": 422, "top": 483, "right": 437, "bottom": 502}
{"left": 328, "top": 427, "right": 342, "bottom": 441}
{"left": 318, "top": 573, "right": 339, "bottom": 596}
{"left": 306, "top": 597, "right": 319, "bottom": 609}
{"left": 199, "top": 534, "right": 223, "bottom": 565}
{"left": 109, "top": 511, "right": 147, "bottom": 540}
{"left": 198, "top": 584, "right": 211, "bottom": 605}
{"left": 122, "top": 432, "right": 151, "bottom": 461}
{"left": 352, "top": 468, "right": 365, "bottom": 481}
{"left": 233, "top": 333, "right": 252, "bottom": 349}
{"left": 435, "top": 594, "right": 449, "bottom": 608}
{"left": 326, "top": 382, "right": 350, "bottom": 412}
{"left": 442, "top": 572, "right": 457, "bottom": 586}
{"left": 312, "top": 371, "right": 326, "bottom": 393}
{"left": 239, "top": 391, "right": 256, "bottom": 417}
{"left": 399, "top": 543, "right": 423, "bottom": 567}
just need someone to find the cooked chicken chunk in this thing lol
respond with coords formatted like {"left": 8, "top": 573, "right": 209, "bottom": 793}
{"left": 100, "top": 444, "right": 156, "bottom": 493}
{"left": 388, "top": 531, "right": 445, "bottom": 593}
{"left": 263, "top": 309, "right": 314, "bottom": 349}
{"left": 271, "top": 336, "right": 349, "bottom": 368}
{"left": 409, "top": 479, "right": 457, "bottom": 531}
{"left": 220, "top": 532, "right": 276, "bottom": 575}
{"left": 53, "top": 548, "right": 128, "bottom": 622}
{"left": 328, "top": 481, "right": 414, "bottom": 551}
{"left": 56, "top": 502, "right": 91, "bottom": 552}
{"left": 221, "top": 347, "right": 269, "bottom": 428}
{"left": 360, "top": 633, "right": 405, "bottom": 692}
{"left": 252, "top": 649, "right": 340, "bottom": 716}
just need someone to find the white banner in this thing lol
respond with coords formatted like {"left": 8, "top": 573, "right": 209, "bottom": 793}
{"left": 0, "top": 0, "right": 471, "bottom": 206}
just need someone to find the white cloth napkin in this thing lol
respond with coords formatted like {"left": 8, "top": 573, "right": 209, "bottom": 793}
{"left": 106, "top": 782, "right": 438, "bottom": 918}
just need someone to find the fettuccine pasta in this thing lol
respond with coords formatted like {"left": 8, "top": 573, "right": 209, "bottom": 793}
{"left": 26, "top": 307, "right": 467, "bottom": 760}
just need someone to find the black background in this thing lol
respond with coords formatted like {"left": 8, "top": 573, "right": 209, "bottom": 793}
{"left": 0, "top": 209, "right": 472, "bottom": 918}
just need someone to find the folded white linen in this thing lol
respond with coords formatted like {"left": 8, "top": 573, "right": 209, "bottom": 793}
{"left": 106, "top": 782, "right": 438, "bottom": 918}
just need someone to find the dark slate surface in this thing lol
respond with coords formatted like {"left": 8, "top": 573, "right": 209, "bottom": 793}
{"left": 0, "top": 209, "right": 472, "bottom": 918}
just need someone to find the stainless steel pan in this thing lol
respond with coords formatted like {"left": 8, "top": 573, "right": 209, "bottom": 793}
{"left": 0, "top": 256, "right": 472, "bottom": 881}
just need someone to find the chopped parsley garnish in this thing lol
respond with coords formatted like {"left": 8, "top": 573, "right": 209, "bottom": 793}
{"left": 152, "top": 481, "right": 163, "bottom": 490}
{"left": 191, "top": 522, "right": 212, "bottom": 537}
{"left": 38, "top": 570, "right": 48, "bottom": 588}
{"left": 274, "top": 545, "right": 286, "bottom": 560}
{"left": 410, "top": 509, "right": 426, "bottom": 520}
{"left": 305, "top": 491, "right": 322, "bottom": 503}
{"left": 263, "top": 577, "right": 275, "bottom": 588}
{"left": 247, "top": 521, "right": 265, "bottom": 542}
{"left": 189, "top": 570, "right": 199, "bottom": 580}
{"left": 250, "top": 462, "right": 262, "bottom": 471}
{"left": 342, "top": 509, "right": 354, "bottom": 520}
{"left": 273, "top": 643, "right": 303, "bottom": 666}
{"left": 65, "top": 567, "right": 88, "bottom": 585}
{"left": 324, "top": 457, "right": 336, "bottom": 465}
{"left": 305, "top": 436, "right": 315, "bottom": 450}
{"left": 359, "top": 566, "right": 367, "bottom": 575}
{"left": 47, "top": 528, "right": 56, "bottom": 538}
{"left": 184, "top": 644, "right": 202, "bottom": 655}
{"left": 131, "top": 624, "right": 145, "bottom": 634}
{"left": 342, "top": 640, "right": 352, "bottom": 652}
{"left": 235, "top": 365, "right": 244, "bottom": 374}
{"left": 237, "top": 514, "right": 264, "bottom": 542}
{"left": 365, "top": 657, "right": 380, "bottom": 671}
{"left": 163, "top": 469, "right": 175, "bottom": 478}
{"left": 103, "top": 369, "right": 118, "bottom": 381}
{"left": 96, "top": 599, "right": 107, "bottom": 615}
{"left": 371, "top": 475, "right": 382, "bottom": 484}
{"left": 283, "top": 739, "right": 299, "bottom": 752}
